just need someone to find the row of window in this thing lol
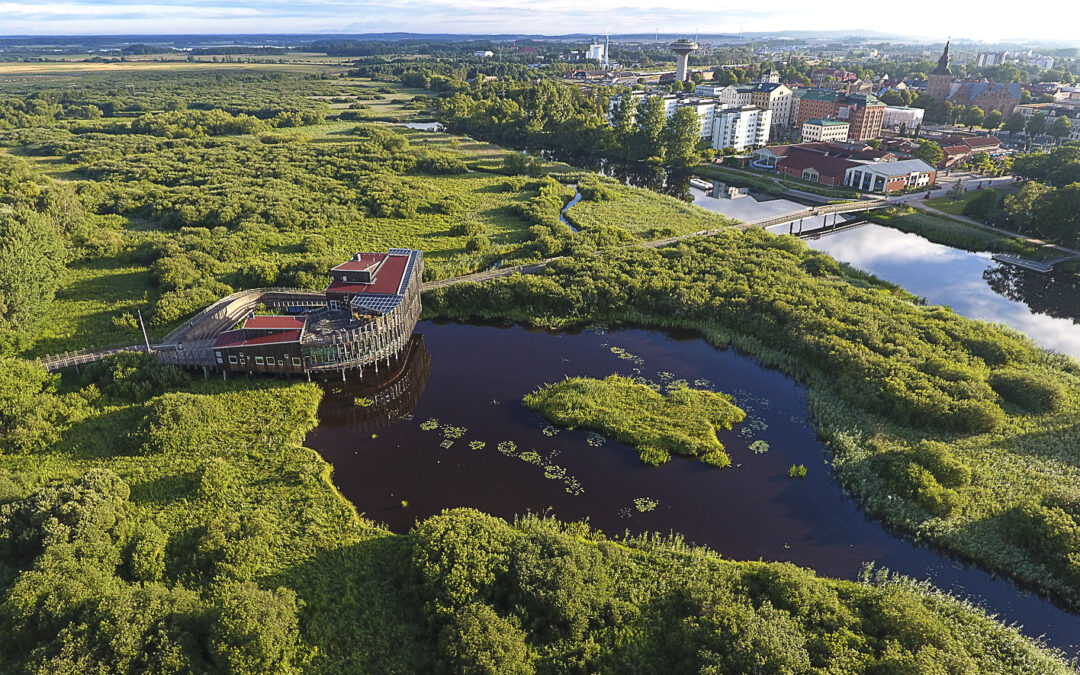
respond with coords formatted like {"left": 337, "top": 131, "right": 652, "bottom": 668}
{"left": 215, "top": 352, "right": 303, "bottom": 368}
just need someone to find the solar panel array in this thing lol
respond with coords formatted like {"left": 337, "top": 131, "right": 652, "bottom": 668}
{"left": 388, "top": 248, "right": 420, "bottom": 295}
{"left": 351, "top": 294, "right": 404, "bottom": 315}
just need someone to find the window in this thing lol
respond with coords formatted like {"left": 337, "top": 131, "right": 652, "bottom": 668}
{"left": 228, "top": 355, "right": 238, "bottom": 364}
{"left": 255, "top": 356, "right": 265, "bottom": 366}
{"left": 292, "top": 357, "right": 302, "bottom": 367}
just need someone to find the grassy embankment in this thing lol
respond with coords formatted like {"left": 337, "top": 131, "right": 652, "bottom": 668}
{"left": 524, "top": 375, "right": 746, "bottom": 467}
{"left": 424, "top": 231, "right": 1080, "bottom": 612}
{"left": 869, "top": 205, "right": 1060, "bottom": 261}
{"left": 0, "top": 354, "right": 1072, "bottom": 673}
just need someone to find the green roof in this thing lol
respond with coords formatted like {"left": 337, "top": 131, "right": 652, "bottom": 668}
{"left": 800, "top": 89, "right": 839, "bottom": 102}
{"left": 805, "top": 118, "right": 848, "bottom": 126}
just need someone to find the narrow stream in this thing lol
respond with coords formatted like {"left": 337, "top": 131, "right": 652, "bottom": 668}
{"left": 559, "top": 186, "right": 582, "bottom": 232}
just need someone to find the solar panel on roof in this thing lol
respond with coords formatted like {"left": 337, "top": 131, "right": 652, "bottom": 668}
{"left": 351, "top": 294, "right": 404, "bottom": 315}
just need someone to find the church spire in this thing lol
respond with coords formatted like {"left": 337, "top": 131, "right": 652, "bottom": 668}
{"left": 934, "top": 40, "right": 952, "bottom": 76}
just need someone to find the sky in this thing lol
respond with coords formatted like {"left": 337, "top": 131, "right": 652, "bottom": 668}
{"left": 0, "top": 0, "right": 1072, "bottom": 41}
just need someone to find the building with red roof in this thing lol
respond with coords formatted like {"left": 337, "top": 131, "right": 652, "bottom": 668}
{"left": 211, "top": 248, "right": 423, "bottom": 376}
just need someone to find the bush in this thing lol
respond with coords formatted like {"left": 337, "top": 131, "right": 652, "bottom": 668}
{"left": 451, "top": 220, "right": 484, "bottom": 237}
{"left": 466, "top": 235, "right": 491, "bottom": 253}
{"left": 82, "top": 352, "right": 185, "bottom": 402}
{"left": 139, "top": 392, "right": 225, "bottom": 455}
{"left": 990, "top": 368, "right": 1067, "bottom": 413}
{"left": 911, "top": 441, "right": 971, "bottom": 489}
{"left": 210, "top": 582, "right": 303, "bottom": 674}
{"left": 438, "top": 603, "right": 533, "bottom": 675}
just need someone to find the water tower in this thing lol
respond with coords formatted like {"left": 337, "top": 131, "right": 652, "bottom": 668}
{"left": 669, "top": 38, "right": 699, "bottom": 82}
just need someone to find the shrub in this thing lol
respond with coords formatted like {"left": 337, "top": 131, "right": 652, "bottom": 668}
{"left": 82, "top": 352, "right": 185, "bottom": 402}
{"left": 128, "top": 522, "right": 167, "bottom": 582}
{"left": 466, "top": 235, "right": 491, "bottom": 253}
{"left": 451, "top": 220, "right": 484, "bottom": 237}
{"left": 438, "top": 603, "right": 533, "bottom": 675}
{"left": 139, "top": 392, "right": 225, "bottom": 455}
{"left": 910, "top": 441, "right": 971, "bottom": 489}
{"left": 990, "top": 368, "right": 1067, "bottom": 413}
{"left": 210, "top": 582, "right": 303, "bottom": 674}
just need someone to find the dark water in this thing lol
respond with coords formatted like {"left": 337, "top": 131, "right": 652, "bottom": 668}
{"left": 799, "top": 224, "right": 1080, "bottom": 358}
{"left": 306, "top": 321, "right": 1080, "bottom": 658}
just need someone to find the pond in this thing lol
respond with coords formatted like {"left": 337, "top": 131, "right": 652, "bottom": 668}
{"left": 306, "top": 320, "right": 1080, "bottom": 658}
{"left": 796, "top": 224, "right": 1080, "bottom": 358}
{"left": 398, "top": 121, "right": 445, "bottom": 131}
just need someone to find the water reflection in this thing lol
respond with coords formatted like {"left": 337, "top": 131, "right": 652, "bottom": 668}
{"left": 803, "top": 225, "right": 1080, "bottom": 358}
{"left": 317, "top": 336, "right": 431, "bottom": 435}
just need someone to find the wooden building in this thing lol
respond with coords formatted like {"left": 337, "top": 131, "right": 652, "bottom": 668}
{"left": 212, "top": 248, "right": 423, "bottom": 378}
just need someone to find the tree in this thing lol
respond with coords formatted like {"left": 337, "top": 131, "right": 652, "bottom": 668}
{"left": 1026, "top": 112, "right": 1048, "bottom": 137}
{"left": 633, "top": 95, "right": 667, "bottom": 162}
{"left": 1048, "top": 116, "right": 1072, "bottom": 146}
{"left": 963, "top": 106, "right": 985, "bottom": 130}
{"left": 984, "top": 110, "right": 1003, "bottom": 132}
{"left": 1003, "top": 112, "right": 1027, "bottom": 135}
{"left": 662, "top": 106, "right": 704, "bottom": 169}
{"left": 1003, "top": 181, "right": 1053, "bottom": 232}
{"left": 0, "top": 209, "right": 69, "bottom": 335}
{"left": 913, "top": 140, "right": 944, "bottom": 167}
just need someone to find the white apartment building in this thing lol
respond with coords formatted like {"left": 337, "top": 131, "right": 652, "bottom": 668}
{"left": 881, "top": 106, "right": 925, "bottom": 129}
{"left": 711, "top": 105, "right": 772, "bottom": 151}
{"left": 709, "top": 83, "right": 792, "bottom": 128}
{"left": 608, "top": 93, "right": 772, "bottom": 149}
{"left": 1034, "top": 56, "right": 1055, "bottom": 71}
{"left": 609, "top": 94, "right": 709, "bottom": 139}
{"left": 801, "top": 118, "right": 849, "bottom": 142}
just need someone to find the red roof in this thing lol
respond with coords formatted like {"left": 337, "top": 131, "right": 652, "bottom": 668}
{"left": 777, "top": 147, "right": 861, "bottom": 180}
{"left": 326, "top": 253, "right": 408, "bottom": 296}
{"left": 213, "top": 329, "right": 302, "bottom": 349}
{"left": 243, "top": 316, "right": 305, "bottom": 330}
{"left": 332, "top": 253, "right": 386, "bottom": 272}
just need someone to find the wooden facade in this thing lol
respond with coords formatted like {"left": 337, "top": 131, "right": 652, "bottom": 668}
{"left": 208, "top": 249, "right": 424, "bottom": 378}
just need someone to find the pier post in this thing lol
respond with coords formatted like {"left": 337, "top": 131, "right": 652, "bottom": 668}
{"left": 203, "top": 366, "right": 208, "bottom": 380}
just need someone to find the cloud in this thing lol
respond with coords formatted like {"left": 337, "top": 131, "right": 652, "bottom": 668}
{"left": 0, "top": 0, "right": 1068, "bottom": 39}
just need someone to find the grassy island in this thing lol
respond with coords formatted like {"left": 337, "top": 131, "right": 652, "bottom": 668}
{"left": 524, "top": 375, "right": 746, "bottom": 467}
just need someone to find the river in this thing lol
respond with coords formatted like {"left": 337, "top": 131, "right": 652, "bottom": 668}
{"left": 674, "top": 186, "right": 1080, "bottom": 358}
{"left": 307, "top": 322, "right": 1080, "bottom": 659}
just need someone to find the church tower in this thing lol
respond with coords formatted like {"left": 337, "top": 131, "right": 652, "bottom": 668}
{"left": 927, "top": 40, "right": 954, "bottom": 100}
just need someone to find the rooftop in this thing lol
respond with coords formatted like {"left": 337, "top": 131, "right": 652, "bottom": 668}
{"left": 213, "top": 329, "right": 303, "bottom": 349}
{"left": 806, "top": 118, "right": 849, "bottom": 126}
{"left": 242, "top": 316, "right": 306, "bottom": 331}
{"left": 853, "top": 158, "right": 936, "bottom": 176}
